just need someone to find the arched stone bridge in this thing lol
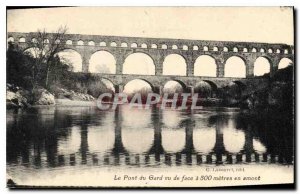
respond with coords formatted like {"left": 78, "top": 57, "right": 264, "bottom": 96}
{"left": 86, "top": 73, "right": 267, "bottom": 94}
{"left": 7, "top": 32, "right": 294, "bottom": 76}
{"left": 7, "top": 32, "right": 294, "bottom": 93}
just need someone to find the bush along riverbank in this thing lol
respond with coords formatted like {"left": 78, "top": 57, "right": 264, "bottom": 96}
{"left": 241, "top": 65, "right": 293, "bottom": 117}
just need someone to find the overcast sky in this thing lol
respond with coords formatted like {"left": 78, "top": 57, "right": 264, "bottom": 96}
{"left": 7, "top": 7, "right": 293, "bottom": 45}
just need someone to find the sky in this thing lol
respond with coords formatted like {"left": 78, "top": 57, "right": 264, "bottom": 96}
{"left": 7, "top": 7, "right": 293, "bottom": 44}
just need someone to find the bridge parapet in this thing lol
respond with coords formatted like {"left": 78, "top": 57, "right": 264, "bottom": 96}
{"left": 7, "top": 32, "right": 293, "bottom": 54}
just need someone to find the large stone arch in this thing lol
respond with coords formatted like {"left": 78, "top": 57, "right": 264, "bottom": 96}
{"left": 202, "top": 80, "right": 218, "bottom": 90}
{"left": 23, "top": 47, "right": 41, "bottom": 58}
{"left": 97, "top": 76, "right": 116, "bottom": 86}
{"left": 88, "top": 50, "right": 117, "bottom": 74}
{"left": 162, "top": 80, "right": 186, "bottom": 96}
{"left": 253, "top": 56, "right": 272, "bottom": 76}
{"left": 123, "top": 78, "right": 155, "bottom": 92}
{"left": 122, "top": 52, "right": 156, "bottom": 75}
{"left": 162, "top": 79, "right": 188, "bottom": 92}
{"left": 194, "top": 80, "right": 218, "bottom": 98}
{"left": 223, "top": 80, "right": 246, "bottom": 100}
{"left": 203, "top": 80, "right": 218, "bottom": 97}
{"left": 22, "top": 45, "right": 84, "bottom": 72}
{"left": 194, "top": 55, "right": 217, "bottom": 77}
{"left": 56, "top": 48, "right": 83, "bottom": 72}
{"left": 224, "top": 56, "right": 247, "bottom": 78}
{"left": 123, "top": 51, "right": 156, "bottom": 62}
{"left": 96, "top": 77, "right": 116, "bottom": 92}
{"left": 232, "top": 80, "right": 246, "bottom": 90}
{"left": 162, "top": 54, "right": 187, "bottom": 76}
{"left": 278, "top": 57, "right": 293, "bottom": 70}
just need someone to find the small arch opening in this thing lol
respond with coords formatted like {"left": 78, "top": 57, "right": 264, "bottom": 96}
{"left": 182, "top": 45, "right": 188, "bottom": 51}
{"left": 77, "top": 40, "right": 84, "bottom": 46}
{"left": 88, "top": 41, "right": 95, "bottom": 46}
{"left": 100, "top": 42, "right": 107, "bottom": 47}
{"left": 284, "top": 49, "right": 289, "bottom": 54}
{"left": 141, "top": 43, "right": 147, "bottom": 48}
{"left": 66, "top": 40, "right": 72, "bottom": 45}
{"left": 7, "top": 37, "right": 14, "bottom": 42}
{"left": 151, "top": 44, "right": 157, "bottom": 49}
{"left": 32, "top": 38, "right": 38, "bottom": 43}
{"left": 161, "top": 44, "right": 168, "bottom": 49}
{"left": 193, "top": 45, "right": 199, "bottom": 50}
{"left": 110, "top": 42, "right": 117, "bottom": 47}
{"left": 121, "top": 42, "right": 128, "bottom": 47}
{"left": 131, "top": 43, "right": 138, "bottom": 48}
{"left": 19, "top": 37, "right": 26, "bottom": 43}
{"left": 172, "top": 45, "right": 178, "bottom": 50}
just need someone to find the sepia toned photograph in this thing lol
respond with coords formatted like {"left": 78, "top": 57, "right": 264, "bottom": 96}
{"left": 6, "top": 7, "right": 294, "bottom": 188}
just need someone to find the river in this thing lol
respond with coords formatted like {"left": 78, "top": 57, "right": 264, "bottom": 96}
{"left": 6, "top": 105, "right": 294, "bottom": 187}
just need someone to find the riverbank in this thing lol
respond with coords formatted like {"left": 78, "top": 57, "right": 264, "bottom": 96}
{"left": 6, "top": 84, "right": 96, "bottom": 109}
{"left": 55, "top": 99, "right": 96, "bottom": 107}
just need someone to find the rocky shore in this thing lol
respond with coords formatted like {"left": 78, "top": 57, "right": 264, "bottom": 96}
{"left": 6, "top": 84, "right": 32, "bottom": 108}
{"left": 6, "top": 84, "right": 95, "bottom": 109}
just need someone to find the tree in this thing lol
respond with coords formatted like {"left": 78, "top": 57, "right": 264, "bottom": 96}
{"left": 7, "top": 43, "right": 35, "bottom": 89}
{"left": 26, "top": 26, "right": 68, "bottom": 89}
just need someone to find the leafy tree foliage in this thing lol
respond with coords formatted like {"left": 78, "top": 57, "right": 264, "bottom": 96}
{"left": 7, "top": 43, "right": 36, "bottom": 89}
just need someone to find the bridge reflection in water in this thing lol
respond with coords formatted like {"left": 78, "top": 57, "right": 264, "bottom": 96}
{"left": 6, "top": 106, "right": 293, "bottom": 169}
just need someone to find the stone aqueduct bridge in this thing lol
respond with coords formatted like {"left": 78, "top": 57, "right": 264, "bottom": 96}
{"left": 7, "top": 32, "right": 294, "bottom": 93}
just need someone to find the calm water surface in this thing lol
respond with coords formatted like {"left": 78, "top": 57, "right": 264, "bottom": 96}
{"left": 6, "top": 105, "right": 294, "bottom": 186}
